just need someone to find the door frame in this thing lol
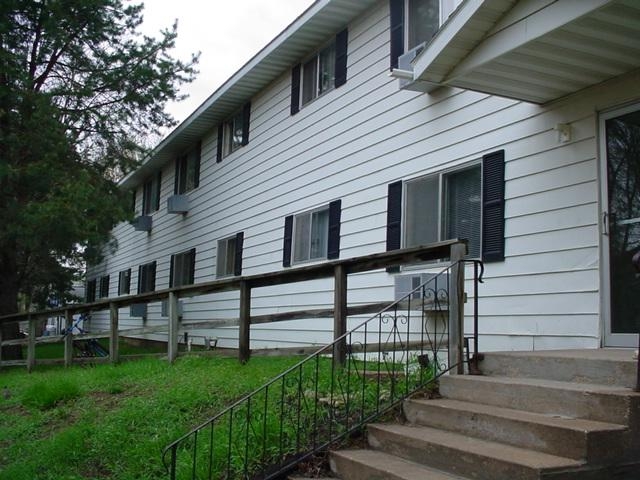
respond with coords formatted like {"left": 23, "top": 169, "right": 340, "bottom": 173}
{"left": 599, "top": 102, "right": 640, "bottom": 348}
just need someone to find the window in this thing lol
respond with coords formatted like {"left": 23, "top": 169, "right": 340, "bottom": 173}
{"left": 291, "top": 29, "right": 348, "bottom": 115}
{"left": 404, "top": 165, "right": 481, "bottom": 257}
{"left": 217, "top": 103, "right": 251, "bottom": 162}
{"left": 386, "top": 150, "right": 506, "bottom": 263}
{"left": 142, "top": 171, "right": 161, "bottom": 215}
{"left": 98, "top": 275, "right": 110, "bottom": 299}
{"left": 389, "top": 0, "right": 462, "bottom": 69}
{"left": 86, "top": 279, "right": 97, "bottom": 303}
{"left": 283, "top": 200, "right": 342, "bottom": 267}
{"left": 138, "top": 261, "right": 156, "bottom": 294}
{"left": 118, "top": 269, "right": 131, "bottom": 295}
{"left": 170, "top": 249, "right": 196, "bottom": 287}
{"left": 302, "top": 42, "right": 336, "bottom": 106}
{"left": 216, "top": 232, "right": 244, "bottom": 277}
{"left": 174, "top": 144, "right": 201, "bottom": 194}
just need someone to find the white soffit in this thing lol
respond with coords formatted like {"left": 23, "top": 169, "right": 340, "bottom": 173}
{"left": 413, "top": 0, "right": 640, "bottom": 104}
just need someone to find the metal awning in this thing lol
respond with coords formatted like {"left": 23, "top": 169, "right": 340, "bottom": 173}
{"left": 409, "top": 0, "right": 640, "bottom": 104}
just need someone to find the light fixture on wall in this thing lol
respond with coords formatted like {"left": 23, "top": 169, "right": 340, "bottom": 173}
{"left": 554, "top": 123, "right": 572, "bottom": 143}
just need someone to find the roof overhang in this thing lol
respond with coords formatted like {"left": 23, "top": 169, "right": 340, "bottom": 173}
{"left": 120, "top": 0, "right": 377, "bottom": 189}
{"left": 409, "top": 0, "right": 640, "bottom": 104}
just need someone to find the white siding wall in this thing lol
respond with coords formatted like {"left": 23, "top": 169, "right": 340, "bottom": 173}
{"left": 87, "top": 0, "right": 640, "bottom": 352}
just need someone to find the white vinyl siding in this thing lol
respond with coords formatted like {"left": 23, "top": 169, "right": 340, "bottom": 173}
{"left": 85, "top": 1, "right": 640, "bottom": 352}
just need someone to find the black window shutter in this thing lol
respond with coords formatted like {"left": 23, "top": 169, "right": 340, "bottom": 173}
{"left": 291, "top": 64, "right": 301, "bottom": 115}
{"left": 154, "top": 171, "right": 161, "bottom": 211}
{"left": 173, "top": 158, "right": 180, "bottom": 195}
{"left": 194, "top": 142, "right": 201, "bottom": 188}
{"left": 131, "top": 189, "right": 136, "bottom": 214}
{"left": 327, "top": 200, "right": 342, "bottom": 260}
{"left": 169, "top": 255, "right": 175, "bottom": 288}
{"left": 137, "top": 265, "right": 144, "bottom": 294}
{"left": 189, "top": 248, "right": 196, "bottom": 284}
{"left": 386, "top": 181, "right": 403, "bottom": 251}
{"left": 234, "top": 232, "right": 244, "bottom": 276}
{"left": 242, "top": 103, "right": 251, "bottom": 146}
{"left": 149, "top": 261, "right": 156, "bottom": 292}
{"left": 386, "top": 181, "right": 403, "bottom": 273}
{"left": 334, "top": 29, "right": 348, "bottom": 88}
{"left": 482, "top": 150, "right": 506, "bottom": 262}
{"left": 283, "top": 215, "right": 294, "bottom": 267}
{"left": 216, "top": 125, "right": 224, "bottom": 163}
{"left": 389, "top": 0, "right": 405, "bottom": 70}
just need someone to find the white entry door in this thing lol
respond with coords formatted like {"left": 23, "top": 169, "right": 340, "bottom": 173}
{"left": 601, "top": 104, "right": 640, "bottom": 347}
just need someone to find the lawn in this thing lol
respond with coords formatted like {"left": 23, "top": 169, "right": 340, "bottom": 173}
{"left": 0, "top": 355, "right": 303, "bottom": 480}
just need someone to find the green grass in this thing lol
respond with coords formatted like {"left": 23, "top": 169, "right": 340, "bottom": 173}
{"left": 0, "top": 355, "right": 302, "bottom": 480}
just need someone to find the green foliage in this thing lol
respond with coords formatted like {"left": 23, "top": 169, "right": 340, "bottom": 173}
{"left": 0, "top": 355, "right": 301, "bottom": 479}
{"left": 0, "top": 0, "right": 198, "bottom": 316}
{"left": 20, "top": 379, "right": 81, "bottom": 410}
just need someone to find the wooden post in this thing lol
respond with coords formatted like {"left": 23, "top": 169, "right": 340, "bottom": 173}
{"left": 64, "top": 310, "right": 73, "bottom": 367}
{"left": 168, "top": 294, "right": 179, "bottom": 364}
{"left": 109, "top": 303, "right": 119, "bottom": 364}
{"left": 27, "top": 315, "right": 36, "bottom": 372}
{"left": 448, "top": 242, "right": 466, "bottom": 374}
{"left": 239, "top": 281, "right": 251, "bottom": 364}
{"left": 333, "top": 264, "right": 348, "bottom": 368}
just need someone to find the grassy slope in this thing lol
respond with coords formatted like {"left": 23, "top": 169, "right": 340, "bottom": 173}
{"left": 0, "top": 355, "right": 302, "bottom": 480}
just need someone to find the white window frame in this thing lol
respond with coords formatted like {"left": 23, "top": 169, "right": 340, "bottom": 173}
{"left": 292, "top": 205, "right": 330, "bottom": 265}
{"left": 142, "top": 173, "right": 161, "bottom": 215}
{"left": 216, "top": 236, "right": 238, "bottom": 278}
{"left": 222, "top": 110, "right": 245, "bottom": 158}
{"left": 403, "top": 162, "right": 482, "bottom": 258}
{"left": 171, "top": 249, "right": 195, "bottom": 287}
{"left": 405, "top": 0, "right": 462, "bottom": 50}
{"left": 300, "top": 39, "right": 336, "bottom": 107}
{"left": 176, "top": 147, "right": 200, "bottom": 194}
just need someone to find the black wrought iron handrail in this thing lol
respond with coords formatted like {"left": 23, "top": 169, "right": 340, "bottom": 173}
{"left": 162, "top": 259, "right": 483, "bottom": 479}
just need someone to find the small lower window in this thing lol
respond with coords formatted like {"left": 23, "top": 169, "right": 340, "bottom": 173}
{"left": 217, "top": 232, "right": 244, "bottom": 277}
{"left": 170, "top": 249, "right": 196, "bottom": 287}
{"left": 86, "top": 279, "right": 97, "bottom": 303}
{"left": 293, "top": 207, "right": 330, "bottom": 263}
{"left": 404, "top": 164, "right": 481, "bottom": 257}
{"left": 138, "top": 261, "right": 157, "bottom": 294}
{"left": 118, "top": 269, "right": 131, "bottom": 295}
{"left": 98, "top": 275, "right": 110, "bottom": 299}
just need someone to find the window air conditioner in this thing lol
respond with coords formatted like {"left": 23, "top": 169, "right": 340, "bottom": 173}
{"left": 131, "top": 215, "right": 152, "bottom": 232}
{"left": 167, "top": 194, "right": 189, "bottom": 214}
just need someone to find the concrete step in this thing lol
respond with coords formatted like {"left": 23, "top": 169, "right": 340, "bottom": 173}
{"left": 403, "top": 397, "right": 627, "bottom": 462}
{"left": 479, "top": 349, "right": 638, "bottom": 388}
{"left": 438, "top": 374, "right": 640, "bottom": 425}
{"left": 330, "top": 449, "right": 468, "bottom": 480}
{"left": 366, "top": 423, "right": 583, "bottom": 480}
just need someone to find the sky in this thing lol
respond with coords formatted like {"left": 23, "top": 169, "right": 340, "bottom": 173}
{"left": 140, "top": 0, "right": 316, "bottom": 126}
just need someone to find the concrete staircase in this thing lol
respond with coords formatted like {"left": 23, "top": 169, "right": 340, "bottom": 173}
{"left": 328, "top": 349, "right": 640, "bottom": 480}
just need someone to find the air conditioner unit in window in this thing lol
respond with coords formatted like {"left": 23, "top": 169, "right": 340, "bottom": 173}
{"left": 394, "top": 273, "right": 449, "bottom": 340}
{"left": 167, "top": 194, "right": 189, "bottom": 214}
{"left": 161, "top": 299, "right": 184, "bottom": 317}
{"left": 130, "top": 303, "right": 147, "bottom": 317}
{"left": 131, "top": 215, "right": 152, "bottom": 232}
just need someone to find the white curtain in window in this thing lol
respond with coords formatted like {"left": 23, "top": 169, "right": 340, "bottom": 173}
{"left": 310, "top": 209, "right": 329, "bottom": 260}
{"left": 294, "top": 212, "right": 312, "bottom": 262}
{"left": 408, "top": 0, "right": 440, "bottom": 49}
